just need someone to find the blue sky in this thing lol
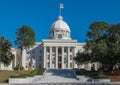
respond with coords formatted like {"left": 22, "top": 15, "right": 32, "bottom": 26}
{"left": 0, "top": 0, "right": 120, "bottom": 47}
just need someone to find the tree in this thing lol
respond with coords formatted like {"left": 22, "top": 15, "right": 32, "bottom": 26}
{"left": 15, "top": 25, "right": 36, "bottom": 70}
{"left": 74, "top": 51, "right": 91, "bottom": 68}
{"left": 86, "top": 22, "right": 120, "bottom": 71}
{"left": 0, "top": 36, "right": 14, "bottom": 69}
{"left": 106, "top": 23, "right": 120, "bottom": 70}
{"left": 87, "top": 22, "right": 109, "bottom": 41}
{"left": 74, "top": 22, "right": 120, "bottom": 71}
{"left": 86, "top": 22, "right": 110, "bottom": 66}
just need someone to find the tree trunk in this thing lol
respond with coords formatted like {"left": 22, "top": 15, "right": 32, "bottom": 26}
{"left": 18, "top": 47, "right": 23, "bottom": 71}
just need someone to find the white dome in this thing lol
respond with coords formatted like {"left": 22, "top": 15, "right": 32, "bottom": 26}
{"left": 49, "top": 16, "right": 71, "bottom": 39}
{"left": 51, "top": 16, "right": 71, "bottom": 32}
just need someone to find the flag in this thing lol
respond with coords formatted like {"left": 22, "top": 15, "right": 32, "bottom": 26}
{"left": 60, "top": 3, "right": 64, "bottom": 8}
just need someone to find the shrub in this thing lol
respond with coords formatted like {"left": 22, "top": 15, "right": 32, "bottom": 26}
{"left": 14, "top": 65, "right": 25, "bottom": 71}
{"left": 11, "top": 68, "right": 46, "bottom": 78}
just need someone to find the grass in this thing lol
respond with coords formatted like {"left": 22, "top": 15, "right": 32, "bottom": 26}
{"left": 0, "top": 70, "right": 27, "bottom": 83}
{"left": 0, "top": 68, "right": 45, "bottom": 83}
{"left": 74, "top": 69, "right": 109, "bottom": 79}
{"left": 11, "top": 68, "right": 45, "bottom": 78}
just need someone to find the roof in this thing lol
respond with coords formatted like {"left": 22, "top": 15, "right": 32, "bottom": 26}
{"left": 50, "top": 16, "right": 71, "bottom": 32}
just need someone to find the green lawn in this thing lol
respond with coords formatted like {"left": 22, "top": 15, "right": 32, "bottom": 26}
{"left": 0, "top": 68, "right": 45, "bottom": 83}
{"left": 0, "top": 70, "right": 21, "bottom": 83}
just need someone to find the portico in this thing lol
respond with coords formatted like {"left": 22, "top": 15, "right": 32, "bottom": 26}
{"left": 43, "top": 39, "right": 77, "bottom": 69}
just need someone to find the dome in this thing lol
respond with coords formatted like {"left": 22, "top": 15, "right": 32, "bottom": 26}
{"left": 50, "top": 16, "right": 71, "bottom": 32}
{"left": 49, "top": 16, "right": 71, "bottom": 39}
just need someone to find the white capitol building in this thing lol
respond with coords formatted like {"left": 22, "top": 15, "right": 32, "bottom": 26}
{"left": 0, "top": 15, "right": 99, "bottom": 71}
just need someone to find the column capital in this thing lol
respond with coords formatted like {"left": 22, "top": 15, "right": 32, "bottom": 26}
{"left": 43, "top": 46, "right": 47, "bottom": 48}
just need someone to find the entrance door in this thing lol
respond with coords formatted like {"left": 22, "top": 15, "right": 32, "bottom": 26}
{"left": 58, "top": 63, "right": 61, "bottom": 68}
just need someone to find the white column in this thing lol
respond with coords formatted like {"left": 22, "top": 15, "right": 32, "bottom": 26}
{"left": 50, "top": 47, "right": 52, "bottom": 68}
{"left": 68, "top": 47, "right": 70, "bottom": 69}
{"left": 62, "top": 47, "right": 64, "bottom": 69}
{"left": 22, "top": 48, "right": 26, "bottom": 69}
{"left": 14, "top": 52, "right": 17, "bottom": 67}
{"left": 56, "top": 47, "right": 58, "bottom": 68}
{"left": 73, "top": 47, "right": 75, "bottom": 68}
{"left": 43, "top": 46, "right": 46, "bottom": 68}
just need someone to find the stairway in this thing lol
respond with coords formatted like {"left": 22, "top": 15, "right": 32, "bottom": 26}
{"left": 38, "top": 69, "right": 78, "bottom": 83}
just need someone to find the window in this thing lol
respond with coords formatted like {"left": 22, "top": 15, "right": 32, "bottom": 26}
{"left": 70, "top": 55, "right": 72, "bottom": 60}
{"left": 32, "top": 56, "right": 35, "bottom": 59}
{"left": 47, "top": 55, "right": 50, "bottom": 60}
{"left": 58, "top": 48, "right": 62, "bottom": 53}
{"left": 32, "top": 50, "right": 35, "bottom": 53}
{"left": 58, "top": 56, "right": 61, "bottom": 61}
{"left": 64, "top": 48, "right": 67, "bottom": 53}
{"left": 47, "top": 62, "right": 50, "bottom": 68}
{"left": 39, "top": 65, "right": 41, "bottom": 68}
{"left": 47, "top": 48, "right": 50, "bottom": 52}
{"left": 26, "top": 65, "right": 28, "bottom": 68}
{"left": 56, "top": 30, "right": 59, "bottom": 32}
{"left": 64, "top": 57, "right": 67, "bottom": 61}
{"left": 52, "top": 47, "right": 55, "bottom": 52}
{"left": 39, "top": 56, "right": 42, "bottom": 61}
{"left": 53, "top": 31, "right": 54, "bottom": 36}
{"left": 70, "top": 48, "right": 72, "bottom": 52}
{"left": 39, "top": 49, "right": 42, "bottom": 53}
{"left": 52, "top": 56, "right": 55, "bottom": 60}
{"left": 70, "top": 63, "right": 72, "bottom": 68}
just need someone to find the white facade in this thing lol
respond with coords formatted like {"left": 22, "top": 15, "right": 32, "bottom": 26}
{"left": 0, "top": 16, "right": 99, "bottom": 70}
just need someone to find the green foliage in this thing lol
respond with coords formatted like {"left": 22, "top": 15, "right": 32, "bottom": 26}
{"left": 11, "top": 68, "right": 45, "bottom": 78}
{"left": 15, "top": 25, "right": 36, "bottom": 48}
{"left": 86, "top": 22, "right": 120, "bottom": 71}
{"left": 75, "top": 69, "right": 109, "bottom": 79}
{"left": 74, "top": 51, "right": 91, "bottom": 65}
{"left": 14, "top": 65, "right": 25, "bottom": 71}
{"left": 87, "top": 22, "right": 109, "bottom": 41}
{"left": 14, "top": 25, "right": 36, "bottom": 70}
{"left": 36, "top": 68, "right": 45, "bottom": 75}
{"left": 0, "top": 36, "right": 14, "bottom": 66}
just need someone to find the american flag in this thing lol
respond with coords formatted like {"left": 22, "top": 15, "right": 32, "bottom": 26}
{"left": 60, "top": 3, "right": 64, "bottom": 8}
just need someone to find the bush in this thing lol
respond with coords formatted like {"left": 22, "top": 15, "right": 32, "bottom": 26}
{"left": 11, "top": 68, "right": 46, "bottom": 78}
{"left": 14, "top": 65, "right": 25, "bottom": 71}
{"left": 37, "top": 68, "right": 45, "bottom": 75}
{"left": 74, "top": 69, "right": 109, "bottom": 79}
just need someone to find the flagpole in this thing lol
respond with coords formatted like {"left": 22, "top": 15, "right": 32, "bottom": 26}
{"left": 59, "top": 7, "right": 61, "bottom": 16}
{"left": 59, "top": 3, "right": 64, "bottom": 16}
